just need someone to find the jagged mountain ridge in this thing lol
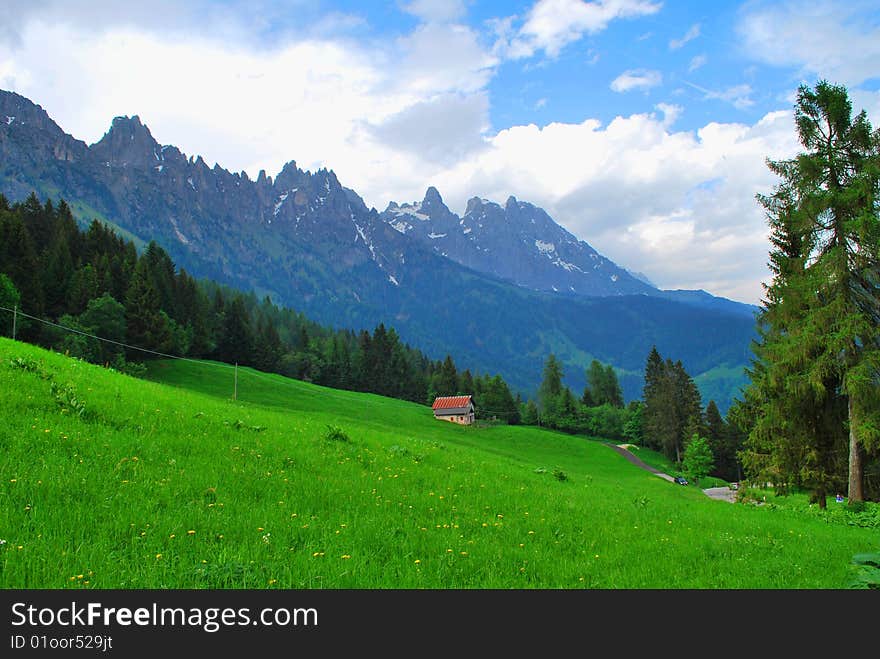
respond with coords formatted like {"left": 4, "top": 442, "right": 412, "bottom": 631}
{"left": 0, "top": 89, "right": 756, "bottom": 408}
{"left": 382, "top": 187, "right": 655, "bottom": 297}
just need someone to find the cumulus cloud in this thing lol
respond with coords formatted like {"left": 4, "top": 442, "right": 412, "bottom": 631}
{"left": 416, "top": 109, "right": 801, "bottom": 303}
{"left": 738, "top": 0, "right": 880, "bottom": 86}
{"left": 1, "top": 0, "right": 839, "bottom": 305}
{"left": 669, "top": 23, "right": 700, "bottom": 49}
{"left": 365, "top": 93, "right": 490, "bottom": 166}
{"left": 610, "top": 69, "right": 662, "bottom": 92}
{"left": 654, "top": 102, "right": 682, "bottom": 127}
{"left": 502, "top": 0, "right": 661, "bottom": 59}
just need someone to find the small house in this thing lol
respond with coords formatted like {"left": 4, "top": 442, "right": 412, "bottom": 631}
{"left": 432, "top": 395, "right": 475, "bottom": 425}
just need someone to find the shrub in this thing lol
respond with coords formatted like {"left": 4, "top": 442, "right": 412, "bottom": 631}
{"left": 50, "top": 381, "right": 88, "bottom": 418}
{"left": 849, "top": 552, "right": 880, "bottom": 589}
{"left": 324, "top": 425, "right": 350, "bottom": 442}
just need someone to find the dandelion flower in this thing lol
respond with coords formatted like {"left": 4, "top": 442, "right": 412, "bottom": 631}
{"left": 187, "top": 530, "right": 195, "bottom": 535}
{"left": 155, "top": 554, "right": 162, "bottom": 560}
{"left": 414, "top": 559, "right": 421, "bottom": 564}
{"left": 341, "top": 555, "right": 351, "bottom": 560}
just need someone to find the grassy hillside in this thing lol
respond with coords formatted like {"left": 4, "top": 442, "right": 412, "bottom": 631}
{"left": 0, "top": 338, "right": 874, "bottom": 589}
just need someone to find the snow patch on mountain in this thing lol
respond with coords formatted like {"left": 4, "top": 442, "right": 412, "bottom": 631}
{"left": 390, "top": 219, "right": 411, "bottom": 234}
{"left": 273, "top": 190, "right": 292, "bottom": 216}
{"left": 391, "top": 203, "right": 430, "bottom": 221}
{"left": 535, "top": 240, "right": 555, "bottom": 255}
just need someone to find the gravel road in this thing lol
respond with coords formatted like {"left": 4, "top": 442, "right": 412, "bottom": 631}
{"left": 609, "top": 444, "right": 736, "bottom": 502}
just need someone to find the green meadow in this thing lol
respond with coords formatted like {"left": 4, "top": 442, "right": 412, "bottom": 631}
{"left": 0, "top": 337, "right": 875, "bottom": 589}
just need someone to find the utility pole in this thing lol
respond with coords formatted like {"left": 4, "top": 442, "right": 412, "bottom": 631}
{"left": 234, "top": 362, "right": 238, "bottom": 401}
{"left": 12, "top": 305, "right": 17, "bottom": 341}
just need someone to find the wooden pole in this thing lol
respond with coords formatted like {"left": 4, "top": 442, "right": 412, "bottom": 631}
{"left": 234, "top": 362, "right": 238, "bottom": 401}
{"left": 12, "top": 304, "right": 17, "bottom": 341}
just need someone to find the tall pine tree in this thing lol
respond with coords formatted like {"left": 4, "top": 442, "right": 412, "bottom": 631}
{"left": 743, "top": 81, "right": 880, "bottom": 502}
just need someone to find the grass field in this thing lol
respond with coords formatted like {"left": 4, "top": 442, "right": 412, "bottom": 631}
{"left": 0, "top": 337, "right": 876, "bottom": 589}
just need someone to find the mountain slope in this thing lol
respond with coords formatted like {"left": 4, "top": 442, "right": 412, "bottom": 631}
{"left": 0, "top": 89, "right": 756, "bottom": 408}
{"left": 1, "top": 338, "right": 872, "bottom": 589}
{"left": 382, "top": 187, "right": 654, "bottom": 297}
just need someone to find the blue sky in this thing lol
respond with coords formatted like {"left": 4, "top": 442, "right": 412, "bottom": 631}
{"left": 1, "top": 0, "right": 879, "bottom": 303}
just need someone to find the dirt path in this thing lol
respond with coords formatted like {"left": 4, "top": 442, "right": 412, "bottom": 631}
{"left": 607, "top": 444, "right": 673, "bottom": 482}
{"left": 702, "top": 487, "right": 737, "bottom": 503}
{"left": 608, "top": 444, "right": 734, "bottom": 501}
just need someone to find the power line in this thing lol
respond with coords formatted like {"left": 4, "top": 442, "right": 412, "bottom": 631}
{"left": 0, "top": 305, "right": 523, "bottom": 410}
{"left": 0, "top": 304, "right": 289, "bottom": 387}
{"left": 0, "top": 305, "right": 479, "bottom": 395}
{"left": 0, "top": 303, "right": 217, "bottom": 365}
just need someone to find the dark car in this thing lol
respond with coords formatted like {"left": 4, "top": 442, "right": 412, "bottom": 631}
{"left": 674, "top": 476, "right": 688, "bottom": 485}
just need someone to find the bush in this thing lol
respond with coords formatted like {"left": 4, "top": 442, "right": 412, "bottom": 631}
{"left": 50, "top": 381, "right": 88, "bottom": 418}
{"left": 324, "top": 425, "right": 350, "bottom": 443}
{"left": 849, "top": 552, "right": 880, "bottom": 589}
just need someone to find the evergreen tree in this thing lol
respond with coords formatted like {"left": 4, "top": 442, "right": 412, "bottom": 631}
{"left": 743, "top": 81, "right": 880, "bottom": 502}
{"left": 0, "top": 273, "right": 20, "bottom": 337}
{"left": 586, "top": 360, "right": 624, "bottom": 407}
{"left": 459, "top": 369, "right": 475, "bottom": 396}
{"left": 125, "top": 257, "right": 173, "bottom": 355}
{"left": 522, "top": 399, "right": 540, "bottom": 426}
{"left": 79, "top": 293, "right": 126, "bottom": 364}
{"left": 0, "top": 209, "right": 44, "bottom": 327}
{"left": 538, "top": 354, "right": 564, "bottom": 422}
{"left": 642, "top": 348, "right": 702, "bottom": 463}
{"left": 216, "top": 294, "right": 254, "bottom": 366}
{"left": 435, "top": 355, "right": 459, "bottom": 397}
{"left": 253, "top": 313, "right": 283, "bottom": 372}
{"left": 42, "top": 230, "right": 74, "bottom": 318}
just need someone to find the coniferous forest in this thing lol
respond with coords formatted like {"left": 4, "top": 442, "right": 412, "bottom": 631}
{"left": 0, "top": 192, "right": 520, "bottom": 422}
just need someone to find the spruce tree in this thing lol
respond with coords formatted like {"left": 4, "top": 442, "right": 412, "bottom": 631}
{"left": 745, "top": 81, "right": 880, "bottom": 501}
{"left": 538, "top": 354, "right": 564, "bottom": 424}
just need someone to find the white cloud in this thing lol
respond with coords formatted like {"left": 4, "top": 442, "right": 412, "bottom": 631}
{"left": 400, "top": 0, "right": 468, "bottom": 23}
{"left": 365, "top": 92, "right": 490, "bottom": 166}
{"left": 503, "top": 0, "right": 662, "bottom": 59}
{"left": 610, "top": 69, "right": 662, "bottom": 92}
{"left": 685, "top": 81, "right": 755, "bottom": 109}
{"left": 0, "top": 3, "right": 833, "bottom": 306}
{"left": 738, "top": 1, "right": 880, "bottom": 86}
{"left": 669, "top": 23, "right": 700, "bottom": 49}
{"left": 414, "top": 109, "right": 801, "bottom": 304}
{"left": 0, "top": 16, "right": 495, "bottom": 201}
{"left": 654, "top": 102, "right": 682, "bottom": 127}
{"left": 688, "top": 53, "right": 706, "bottom": 72}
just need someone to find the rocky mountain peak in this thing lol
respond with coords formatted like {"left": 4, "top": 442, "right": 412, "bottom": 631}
{"left": 0, "top": 89, "right": 63, "bottom": 135}
{"left": 464, "top": 196, "right": 487, "bottom": 215}
{"left": 422, "top": 185, "right": 443, "bottom": 206}
{"left": 91, "top": 114, "right": 161, "bottom": 167}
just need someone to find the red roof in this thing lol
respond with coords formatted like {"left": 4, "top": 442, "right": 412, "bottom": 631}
{"left": 432, "top": 395, "right": 473, "bottom": 410}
